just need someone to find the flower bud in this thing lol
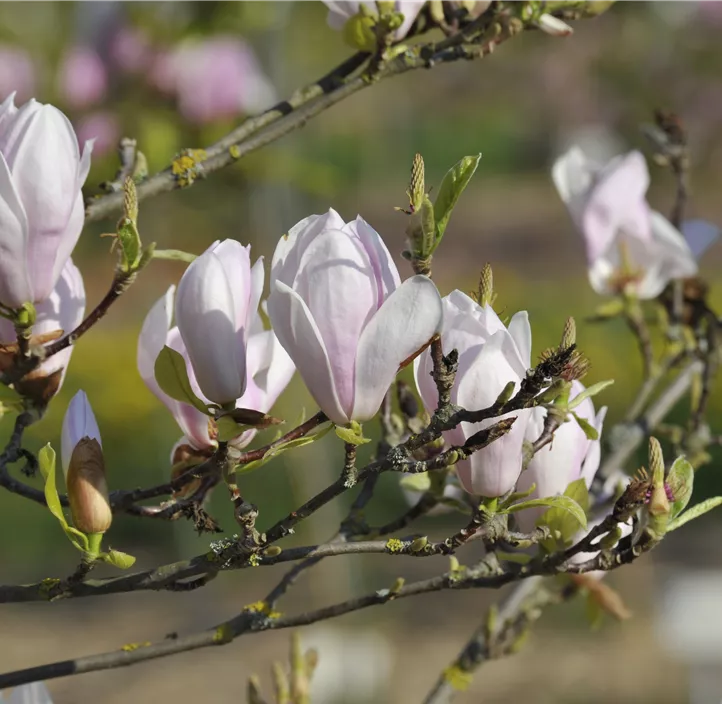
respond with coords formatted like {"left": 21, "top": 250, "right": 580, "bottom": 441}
{"left": 61, "top": 391, "right": 111, "bottom": 535}
{"left": 66, "top": 437, "right": 112, "bottom": 535}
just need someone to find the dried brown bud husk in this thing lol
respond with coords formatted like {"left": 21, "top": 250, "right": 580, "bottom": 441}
{"left": 66, "top": 437, "right": 112, "bottom": 534}
{"left": 0, "top": 329, "right": 65, "bottom": 405}
{"left": 171, "top": 443, "right": 213, "bottom": 499}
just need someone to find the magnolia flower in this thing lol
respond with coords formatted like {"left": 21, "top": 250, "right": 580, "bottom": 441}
{"left": 268, "top": 209, "right": 443, "bottom": 426}
{"left": 61, "top": 390, "right": 111, "bottom": 535}
{"left": 0, "top": 259, "right": 85, "bottom": 401}
{"left": 110, "top": 26, "right": 153, "bottom": 74}
{"left": 75, "top": 111, "right": 120, "bottom": 157}
{"left": 0, "top": 46, "right": 35, "bottom": 102}
{"left": 151, "top": 37, "right": 275, "bottom": 124}
{"left": 0, "top": 682, "right": 54, "bottom": 704}
{"left": 138, "top": 262, "right": 294, "bottom": 454}
{"left": 0, "top": 95, "right": 92, "bottom": 308}
{"left": 58, "top": 46, "right": 108, "bottom": 109}
{"left": 324, "top": 2, "right": 424, "bottom": 41}
{"left": 552, "top": 147, "right": 698, "bottom": 299}
{"left": 514, "top": 381, "right": 607, "bottom": 533}
{"left": 415, "top": 290, "right": 532, "bottom": 497}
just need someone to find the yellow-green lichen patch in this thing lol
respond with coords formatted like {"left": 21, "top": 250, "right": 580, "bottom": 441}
{"left": 385, "top": 538, "right": 405, "bottom": 553}
{"left": 171, "top": 149, "right": 207, "bottom": 187}
{"left": 121, "top": 641, "right": 151, "bottom": 652}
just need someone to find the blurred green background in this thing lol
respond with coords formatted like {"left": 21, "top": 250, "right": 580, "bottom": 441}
{"left": 1, "top": 2, "right": 722, "bottom": 703}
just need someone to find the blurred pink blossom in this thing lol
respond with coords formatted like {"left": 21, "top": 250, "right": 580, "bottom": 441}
{"left": 0, "top": 46, "right": 35, "bottom": 102}
{"left": 76, "top": 111, "right": 120, "bottom": 157}
{"left": 151, "top": 37, "right": 276, "bottom": 124}
{"left": 109, "top": 26, "right": 152, "bottom": 74}
{"left": 58, "top": 46, "right": 108, "bottom": 109}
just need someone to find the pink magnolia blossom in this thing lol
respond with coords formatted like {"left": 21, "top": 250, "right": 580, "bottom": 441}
{"left": 58, "top": 46, "right": 108, "bottom": 109}
{"left": 514, "top": 381, "right": 607, "bottom": 533}
{"left": 0, "top": 95, "right": 92, "bottom": 308}
{"left": 552, "top": 147, "right": 698, "bottom": 298}
{"left": 0, "top": 258, "right": 85, "bottom": 397}
{"left": 268, "top": 209, "right": 443, "bottom": 426}
{"left": 75, "top": 111, "right": 120, "bottom": 157}
{"left": 138, "top": 247, "right": 295, "bottom": 453}
{"left": 0, "top": 46, "right": 35, "bottom": 102}
{"left": 109, "top": 27, "right": 152, "bottom": 74}
{"left": 415, "top": 290, "right": 532, "bottom": 498}
{"left": 324, "top": 2, "right": 424, "bottom": 41}
{"left": 151, "top": 37, "right": 275, "bottom": 124}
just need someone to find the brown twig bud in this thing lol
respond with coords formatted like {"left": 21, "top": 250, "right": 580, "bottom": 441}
{"left": 66, "top": 438, "right": 112, "bottom": 534}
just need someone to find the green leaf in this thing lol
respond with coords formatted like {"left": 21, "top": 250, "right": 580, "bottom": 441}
{"left": 117, "top": 219, "right": 141, "bottom": 272}
{"left": 568, "top": 380, "right": 614, "bottom": 410}
{"left": 591, "top": 298, "right": 625, "bottom": 320}
{"left": 154, "top": 345, "right": 209, "bottom": 414}
{"left": 496, "top": 551, "right": 532, "bottom": 565}
{"left": 505, "top": 495, "right": 586, "bottom": 528}
{"left": 216, "top": 416, "right": 246, "bottom": 443}
{"left": 38, "top": 444, "right": 89, "bottom": 553}
{"left": 536, "top": 479, "right": 590, "bottom": 547}
{"left": 151, "top": 249, "right": 196, "bottom": 263}
{"left": 399, "top": 472, "right": 432, "bottom": 493}
{"left": 433, "top": 154, "right": 482, "bottom": 241}
{"left": 334, "top": 424, "right": 372, "bottom": 446}
{"left": 100, "top": 549, "right": 137, "bottom": 569}
{"left": 233, "top": 424, "right": 333, "bottom": 475}
{"left": 585, "top": 591, "right": 604, "bottom": 631}
{"left": 667, "top": 496, "right": 722, "bottom": 532}
{"left": 572, "top": 413, "right": 599, "bottom": 440}
{"left": 342, "top": 12, "right": 377, "bottom": 51}
{"left": 667, "top": 456, "right": 694, "bottom": 519}
{"left": 500, "top": 483, "right": 537, "bottom": 509}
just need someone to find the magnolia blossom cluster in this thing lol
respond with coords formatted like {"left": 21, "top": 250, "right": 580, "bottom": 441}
{"left": 553, "top": 146, "right": 719, "bottom": 298}
{"left": 0, "top": 95, "right": 91, "bottom": 397}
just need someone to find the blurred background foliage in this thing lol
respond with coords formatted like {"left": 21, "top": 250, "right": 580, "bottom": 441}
{"left": 1, "top": 3, "right": 722, "bottom": 703}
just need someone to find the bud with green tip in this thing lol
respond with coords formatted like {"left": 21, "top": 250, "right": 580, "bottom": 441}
{"left": 559, "top": 316, "right": 576, "bottom": 351}
{"left": 647, "top": 437, "right": 671, "bottom": 536}
{"left": 477, "top": 263, "right": 495, "bottom": 307}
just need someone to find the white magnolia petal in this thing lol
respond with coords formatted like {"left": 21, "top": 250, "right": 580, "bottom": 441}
{"left": 580, "top": 406, "right": 608, "bottom": 488}
{"left": 61, "top": 390, "right": 101, "bottom": 475}
{"left": 268, "top": 280, "right": 347, "bottom": 424}
{"left": 8, "top": 682, "right": 54, "bottom": 704}
{"left": 353, "top": 275, "right": 442, "bottom": 422}
{"left": 175, "top": 251, "right": 246, "bottom": 404}
{"left": 137, "top": 286, "right": 176, "bottom": 398}
{"left": 551, "top": 146, "right": 597, "bottom": 220}
{"left": 0, "top": 150, "right": 30, "bottom": 307}
{"left": 507, "top": 310, "right": 532, "bottom": 373}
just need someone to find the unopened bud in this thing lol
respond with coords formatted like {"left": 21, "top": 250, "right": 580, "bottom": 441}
{"left": 478, "top": 263, "right": 494, "bottom": 307}
{"left": 409, "top": 153, "right": 425, "bottom": 212}
{"left": 494, "top": 380, "right": 516, "bottom": 406}
{"left": 396, "top": 380, "right": 420, "bottom": 419}
{"left": 66, "top": 437, "right": 112, "bottom": 535}
{"left": 559, "top": 316, "right": 576, "bottom": 351}
{"left": 123, "top": 176, "right": 138, "bottom": 224}
{"left": 648, "top": 437, "right": 670, "bottom": 518}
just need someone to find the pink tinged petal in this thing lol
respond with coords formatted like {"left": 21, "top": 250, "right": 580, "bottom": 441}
{"left": 581, "top": 151, "right": 651, "bottom": 264}
{"left": 682, "top": 219, "right": 720, "bottom": 259}
{"left": 551, "top": 146, "right": 598, "bottom": 221}
{"left": 0, "top": 98, "right": 42, "bottom": 159}
{"left": 248, "top": 256, "right": 265, "bottom": 324}
{"left": 58, "top": 46, "right": 108, "bottom": 109}
{"left": 31, "top": 258, "right": 85, "bottom": 389}
{"left": 353, "top": 275, "right": 443, "bottom": 422}
{"left": 271, "top": 209, "right": 346, "bottom": 287}
{"left": 210, "top": 240, "right": 252, "bottom": 332}
{"left": 295, "top": 229, "right": 378, "bottom": 414}
{"left": 137, "top": 286, "right": 176, "bottom": 399}
{"left": 506, "top": 310, "right": 532, "bottom": 373}
{"left": 455, "top": 331, "right": 528, "bottom": 497}
{"left": 267, "top": 280, "right": 347, "bottom": 425}
{"left": 413, "top": 350, "right": 437, "bottom": 414}
{"left": 61, "top": 390, "right": 101, "bottom": 475}
{"left": 0, "top": 92, "right": 18, "bottom": 132}
{"left": 245, "top": 328, "right": 295, "bottom": 412}
{"left": 175, "top": 251, "right": 246, "bottom": 405}
{"left": 8, "top": 682, "right": 54, "bottom": 704}
{"left": 635, "top": 211, "right": 698, "bottom": 299}
{"left": 345, "top": 216, "right": 401, "bottom": 304}
{"left": 0, "top": 150, "right": 30, "bottom": 307}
